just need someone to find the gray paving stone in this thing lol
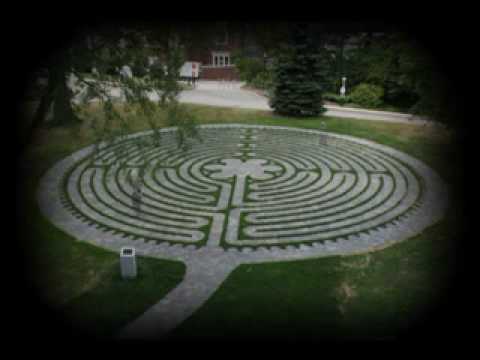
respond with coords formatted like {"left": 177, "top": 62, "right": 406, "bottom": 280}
{"left": 37, "top": 124, "right": 448, "bottom": 339}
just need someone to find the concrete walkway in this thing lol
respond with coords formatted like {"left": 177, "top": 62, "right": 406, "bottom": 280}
{"left": 178, "top": 80, "right": 431, "bottom": 125}
{"left": 73, "top": 78, "right": 432, "bottom": 125}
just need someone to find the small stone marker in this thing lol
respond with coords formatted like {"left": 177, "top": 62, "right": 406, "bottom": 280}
{"left": 319, "top": 134, "right": 328, "bottom": 146}
{"left": 319, "top": 122, "right": 328, "bottom": 145}
{"left": 120, "top": 247, "right": 137, "bottom": 279}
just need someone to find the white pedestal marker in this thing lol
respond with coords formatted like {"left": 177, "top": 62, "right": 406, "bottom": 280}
{"left": 120, "top": 247, "right": 137, "bottom": 279}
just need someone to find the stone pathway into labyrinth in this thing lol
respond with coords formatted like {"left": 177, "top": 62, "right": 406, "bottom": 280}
{"left": 37, "top": 124, "right": 448, "bottom": 338}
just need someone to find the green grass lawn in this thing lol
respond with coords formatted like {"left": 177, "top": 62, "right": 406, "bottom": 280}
{"left": 18, "top": 101, "right": 462, "bottom": 340}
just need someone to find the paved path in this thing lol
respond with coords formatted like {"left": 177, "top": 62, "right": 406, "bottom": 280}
{"left": 178, "top": 81, "right": 432, "bottom": 125}
{"left": 118, "top": 252, "right": 241, "bottom": 339}
{"left": 74, "top": 78, "right": 432, "bottom": 125}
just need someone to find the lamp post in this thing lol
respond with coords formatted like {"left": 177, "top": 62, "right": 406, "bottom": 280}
{"left": 340, "top": 76, "right": 347, "bottom": 97}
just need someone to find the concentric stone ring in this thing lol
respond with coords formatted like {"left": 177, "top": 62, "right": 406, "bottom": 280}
{"left": 37, "top": 124, "right": 448, "bottom": 337}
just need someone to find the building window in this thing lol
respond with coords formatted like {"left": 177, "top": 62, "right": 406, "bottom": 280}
{"left": 212, "top": 52, "right": 232, "bottom": 67}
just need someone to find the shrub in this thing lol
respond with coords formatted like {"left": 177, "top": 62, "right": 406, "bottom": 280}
{"left": 250, "top": 71, "right": 273, "bottom": 90}
{"left": 323, "top": 93, "right": 351, "bottom": 106}
{"left": 234, "top": 57, "right": 265, "bottom": 83}
{"left": 349, "top": 83, "right": 384, "bottom": 108}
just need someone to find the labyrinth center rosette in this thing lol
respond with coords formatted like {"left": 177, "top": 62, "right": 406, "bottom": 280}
{"left": 38, "top": 124, "right": 448, "bottom": 259}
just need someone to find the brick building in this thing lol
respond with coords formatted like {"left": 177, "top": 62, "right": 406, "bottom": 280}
{"left": 184, "top": 22, "right": 264, "bottom": 81}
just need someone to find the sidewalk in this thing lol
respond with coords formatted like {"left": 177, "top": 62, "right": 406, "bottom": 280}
{"left": 178, "top": 81, "right": 431, "bottom": 125}
{"left": 73, "top": 79, "right": 432, "bottom": 125}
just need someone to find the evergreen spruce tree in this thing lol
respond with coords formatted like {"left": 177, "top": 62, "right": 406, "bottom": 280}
{"left": 270, "top": 24, "right": 327, "bottom": 117}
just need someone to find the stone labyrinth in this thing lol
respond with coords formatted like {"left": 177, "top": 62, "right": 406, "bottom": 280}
{"left": 37, "top": 124, "right": 448, "bottom": 337}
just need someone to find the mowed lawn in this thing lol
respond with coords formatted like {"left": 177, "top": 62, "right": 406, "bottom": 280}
{"left": 17, "top": 101, "right": 463, "bottom": 339}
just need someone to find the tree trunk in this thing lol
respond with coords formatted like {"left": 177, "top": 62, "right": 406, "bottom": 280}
{"left": 21, "top": 71, "right": 56, "bottom": 151}
{"left": 51, "top": 80, "right": 81, "bottom": 126}
{"left": 21, "top": 58, "right": 81, "bottom": 152}
{"left": 50, "top": 65, "right": 82, "bottom": 127}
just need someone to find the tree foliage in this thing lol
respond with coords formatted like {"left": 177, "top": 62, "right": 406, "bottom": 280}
{"left": 337, "top": 33, "right": 452, "bottom": 123}
{"left": 27, "top": 25, "right": 202, "bottom": 168}
{"left": 269, "top": 24, "right": 327, "bottom": 117}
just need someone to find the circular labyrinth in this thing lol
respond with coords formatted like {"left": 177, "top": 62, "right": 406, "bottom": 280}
{"left": 38, "top": 124, "right": 448, "bottom": 263}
